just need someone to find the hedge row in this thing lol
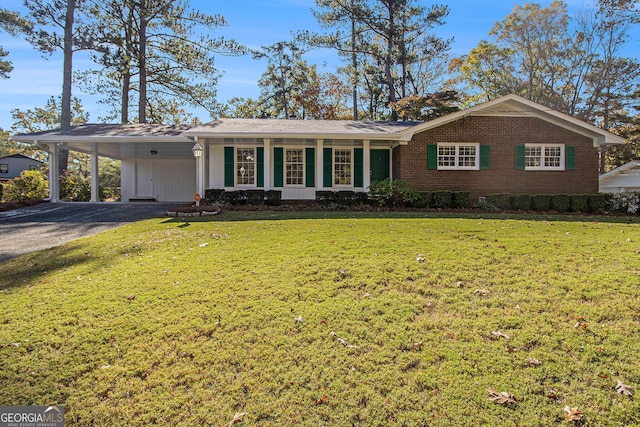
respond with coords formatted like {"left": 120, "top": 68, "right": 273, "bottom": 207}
{"left": 204, "top": 189, "right": 282, "bottom": 206}
{"left": 485, "top": 193, "right": 604, "bottom": 213}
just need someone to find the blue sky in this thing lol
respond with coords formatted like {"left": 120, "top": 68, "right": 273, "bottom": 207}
{"left": 0, "top": 0, "right": 619, "bottom": 129}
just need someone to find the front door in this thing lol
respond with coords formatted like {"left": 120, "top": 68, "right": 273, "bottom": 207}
{"left": 370, "top": 149, "right": 390, "bottom": 182}
{"left": 135, "top": 159, "right": 154, "bottom": 198}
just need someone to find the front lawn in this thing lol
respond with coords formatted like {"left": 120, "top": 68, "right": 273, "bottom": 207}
{"left": 0, "top": 213, "right": 639, "bottom": 426}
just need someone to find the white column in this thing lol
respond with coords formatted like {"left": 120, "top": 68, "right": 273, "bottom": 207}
{"left": 316, "top": 139, "right": 324, "bottom": 190}
{"left": 47, "top": 142, "right": 59, "bottom": 203}
{"left": 389, "top": 147, "right": 394, "bottom": 180}
{"left": 263, "top": 138, "right": 271, "bottom": 191}
{"left": 363, "top": 139, "right": 371, "bottom": 191}
{"left": 196, "top": 137, "right": 205, "bottom": 198}
{"left": 90, "top": 142, "right": 99, "bottom": 202}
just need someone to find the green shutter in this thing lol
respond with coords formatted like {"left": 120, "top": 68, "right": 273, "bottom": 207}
{"left": 565, "top": 146, "right": 576, "bottom": 170}
{"left": 354, "top": 148, "right": 363, "bottom": 187}
{"left": 305, "top": 147, "right": 315, "bottom": 187}
{"left": 515, "top": 145, "right": 526, "bottom": 170}
{"left": 256, "top": 147, "right": 264, "bottom": 187}
{"left": 427, "top": 144, "right": 438, "bottom": 170}
{"left": 480, "top": 145, "right": 491, "bottom": 170}
{"left": 224, "top": 146, "right": 234, "bottom": 187}
{"left": 323, "top": 147, "right": 332, "bottom": 187}
{"left": 273, "top": 147, "right": 283, "bottom": 187}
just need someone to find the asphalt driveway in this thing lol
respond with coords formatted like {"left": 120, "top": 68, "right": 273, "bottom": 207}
{"left": 0, "top": 202, "right": 175, "bottom": 262}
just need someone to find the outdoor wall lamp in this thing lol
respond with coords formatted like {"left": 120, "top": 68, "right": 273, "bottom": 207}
{"left": 191, "top": 143, "right": 203, "bottom": 158}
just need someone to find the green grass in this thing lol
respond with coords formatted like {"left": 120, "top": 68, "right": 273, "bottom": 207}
{"left": 1, "top": 212, "right": 639, "bottom": 426}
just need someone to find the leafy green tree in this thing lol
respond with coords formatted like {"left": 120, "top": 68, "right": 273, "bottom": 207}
{"left": 82, "top": 0, "right": 247, "bottom": 124}
{"left": 0, "top": 9, "right": 33, "bottom": 78}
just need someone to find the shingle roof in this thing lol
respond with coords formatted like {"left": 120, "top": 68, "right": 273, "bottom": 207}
{"left": 14, "top": 123, "right": 194, "bottom": 140}
{"left": 183, "top": 118, "right": 419, "bottom": 140}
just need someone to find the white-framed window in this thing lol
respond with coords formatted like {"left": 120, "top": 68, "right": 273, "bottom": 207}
{"left": 0, "top": 164, "right": 7, "bottom": 174}
{"left": 334, "top": 149, "right": 352, "bottom": 186}
{"left": 437, "top": 143, "right": 479, "bottom": 170}
{"left": 286, "top": 148, "right": 304, "bottom": 186}
{"left": 236, "top": 148, "right": 255, "bottom": 185}
{"left": 525, "top": 144, "right": 564, "bottom": 170}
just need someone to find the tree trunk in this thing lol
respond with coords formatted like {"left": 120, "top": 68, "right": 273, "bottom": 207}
{"left": 121, "top": 3, "right": 133, "bottom": 124}
{"left": 59, "top": 0, "right": 75, "bottom": 174}
{"left": 351, "top": 14, "right": 358, "bottom": 121}
{"left": 385, "top": 1, "right": 397, "bottom": 120}
{"left": 138, "top": 2, "right": 148, "bottom": 123}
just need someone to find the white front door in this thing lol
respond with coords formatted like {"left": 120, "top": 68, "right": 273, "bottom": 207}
{"left": 135, "top": 159, "right": 154, "bottom": 198}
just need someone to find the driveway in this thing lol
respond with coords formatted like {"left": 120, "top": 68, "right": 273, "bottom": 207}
{"left": 0, "top": 202, "right": 175, "bottom": 262}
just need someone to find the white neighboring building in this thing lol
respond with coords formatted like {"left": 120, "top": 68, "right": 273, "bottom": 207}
{"left": 599, "top": 161, "right": 640, "bottom": 193}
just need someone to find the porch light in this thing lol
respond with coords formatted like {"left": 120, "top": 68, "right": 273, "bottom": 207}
{"left": 192, "top": 142, "right": 203, "bottom": 158}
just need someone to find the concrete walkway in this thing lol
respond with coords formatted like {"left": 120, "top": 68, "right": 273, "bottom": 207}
{"left": 0, "top": 202, "right": 175, "bottom": 262}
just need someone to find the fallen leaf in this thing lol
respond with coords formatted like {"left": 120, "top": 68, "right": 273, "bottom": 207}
{"left": 320, "top": 319, "right": 327, "bottom": 325}
{"left": 505, "top": 344, "right": 517, "bottom": 353}
{"left": 615, "top": 379, "right": 633, "bottom": 397}
{"left": 416, "top": 255, "right": 426, "bottom": 262}
{"left": 564, "top": 406, "right": 583, "bottom": 422}
{"left": 525, "top": 358, "right": 543, "bottom": 366}
{"left": 314, "top": 395, "right": 328, "bottom": 405}
{"left": 295, "top": 316, "right": 303, "bottom": 323}
{"left": 199, "top": 243, "right": 208, "bottom": 247}
{"left": 491, "top": 331, "right": 510, "bottom": 339}
{"left": 228, "top": 412, "right": 246, "bottom": 426}
{"left": 473, "top": 289, "right": 489, "bottom": 296}
{"left": 127, "top": 294, "right": 135, "bottom": 302}
{"left": 487, "top": 388, "right": 516, "bottom": 404}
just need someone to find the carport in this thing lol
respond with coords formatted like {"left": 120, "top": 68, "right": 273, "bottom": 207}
{"left": 14, "top": 124, "right": 201, "bottom": 203}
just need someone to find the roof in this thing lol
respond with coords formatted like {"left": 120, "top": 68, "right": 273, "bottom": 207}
{"left": 600, "top": 161, "right": 640, "bottom": 180}
{"left": 14, "top": 123, "right": 194, "bottom": 142}
{"left": 399, "top": 94, "right": 626, "bottom": 146}
{"left": 0, "top": 153, "right": 42, "bottom": 162}
{"left": 183, "top": 118, "right": 419, "bottom": 141}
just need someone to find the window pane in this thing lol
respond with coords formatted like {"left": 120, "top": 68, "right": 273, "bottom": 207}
{"left": 458, "top": 145, "right": 477, "bottom": 167}
{"left": 334, "top": 149, "right": 352, "bottom": 185}
{"left": 286, "top": 149, "right": 304, "bottom": 185}
{"left": 525, "top": 146, "right": 542, "bottom": 167}
{"left": 545, "top": 146, "right": 561, "bottom": 167}
{"left": 237, "top": 148, "right": 255, "bottom": 185}
{"left": 438, "top": 146, "right": 456, "bottom": 167}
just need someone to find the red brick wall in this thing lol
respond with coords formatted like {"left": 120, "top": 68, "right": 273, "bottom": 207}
{"left": 393, "top": 116, "right": 599, "bottom": 200}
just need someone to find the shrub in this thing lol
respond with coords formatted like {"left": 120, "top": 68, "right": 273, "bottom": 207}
{"left": 204, "top": 189, "right": 225, "bottom": 203}
{"left": 485, "top": 194, "right": 510, "bottom": 210}
{"left": 408, "top": 191, "right": 429, "bottom": 208}
{"left": 531, "top": 194, "right": 552, "bottom": 211}
{"left": 368, "top": 179, "right": 422, "bottom": 208}
{"left": 265, "top": 190, "right": 282, "bottom": 206}
{"left": 587, "top": 193, "right": 606, "bottom": 213}
{"left": 431, "top": 190, "right": 453, "bottom": 209}
{"left": 316, "top": 191, "right": 337, "bottom": 207}
{"left": 550, "top": 194, "right": 570, "bottom": 212}
{"left": 0, "top": 183, "right": 3, "bottom": 202}
{"left": 246, "top": 190, "right": 265, "bottom": 205}
{"left": 605, "top": 192, "right": 640, "bottom": 214}
{"left": 60, "top": 172, "right": 90, "bottom": 201}
{"left": 3, "top": 170, "right": 49, "bottom": 202}
{"left": 510, "top": 194, "right": 532, "bottom": 211}
{"left": 222, "top": 190, "right": 247, "bottom": 205}
{"left": 569, "top": 195, "right": 589, "bottom": 213}
{"left": 452, "top": 191, "right": 471, "bottom": 209}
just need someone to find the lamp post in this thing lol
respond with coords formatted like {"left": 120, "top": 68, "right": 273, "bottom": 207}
{"left": 192, "top": 142, "right": 203, "bottom": 206}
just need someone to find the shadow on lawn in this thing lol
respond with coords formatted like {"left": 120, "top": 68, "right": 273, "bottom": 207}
{"left": 160, "top": 209, "right": 640, "bottom": 224}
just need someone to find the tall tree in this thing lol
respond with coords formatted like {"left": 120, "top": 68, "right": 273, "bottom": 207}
{"left": 24, "top": 0, "right": 95, "bottom": 173}
{"left": 83, "top": 0, "right": 247, "bottom": 124}
{"left": 255, "top": 41, "right": 316, "bottom": 119}
{"left": 0, "top": 9, "right": 32, "bottom": 78}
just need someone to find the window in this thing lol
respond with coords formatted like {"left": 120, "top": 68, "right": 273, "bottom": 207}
{"left": 334, "top": 149, "right": 352, "bottom": 186}
{"left": 286, "top": 149, "right": 304, "bottom": 186}
{"left": 525, "top": 144, "right": 564, "bottom": 170}
{"left": 0, "top": 164, "right": 7, "bottom": 174}
{"left": 236, "top": 148, "right": 255, "bottom": 185}
{"left": 437, "top": 143, "right": 479, "bottom": 170}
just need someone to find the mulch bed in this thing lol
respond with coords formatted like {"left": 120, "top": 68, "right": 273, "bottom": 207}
{"left": 0, "top": 200, "right": 46, "bottom": 212}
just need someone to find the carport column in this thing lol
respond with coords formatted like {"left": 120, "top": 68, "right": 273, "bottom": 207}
{"left": 90, "top": 142, "right": 99, "bottom": 202}
{"left": 46, "top": 141, "right": 59, "bottom": 203}
{"left": 263, "top": 138, "right": 271, "bottom": 191}
{"left": 316, "top": 139, "right": 324, "bottom": 191}
{"left": 363, "top": 139, "right": 371, "bottom": 191}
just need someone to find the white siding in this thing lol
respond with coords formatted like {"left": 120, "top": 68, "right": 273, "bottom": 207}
{"left": 121, "top": 158, "right": 195, "bottom": 202}
{"left": 209, "top": 145, "right": 225, "bottom": 189}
